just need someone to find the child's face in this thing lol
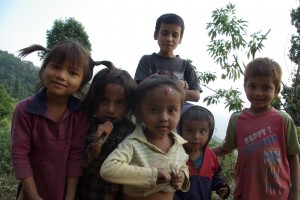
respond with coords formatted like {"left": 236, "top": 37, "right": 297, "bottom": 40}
{"left": 96, "top": 83, "right": 128, "bottom": 123}
{"left": 181, "top": 120, "right": 210, "bottom": 152}
{"left": 138, "top": 85, "right": 182, "bottom": 139}
{"left": 43, "top": 60, "right": 83, "bottom": 97}
{"left": 244, "top": 76, "right": 276, "bottom": 114}
{"left": 154, "top": 23, "right": 182, "bottom": 56}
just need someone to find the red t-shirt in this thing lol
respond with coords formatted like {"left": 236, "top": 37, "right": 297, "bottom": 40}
{"left": 223, "top": 108, "right": 300, "bottom": 200}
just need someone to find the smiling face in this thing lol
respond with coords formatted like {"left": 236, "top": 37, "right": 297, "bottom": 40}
{"left": 138, "top": 85, "right": 182, "bottom": 139}
{"left": 181, "top": 119, "right": 210, "bottom": 152}
{"left": 154, "top": 23, "right": 182, "bottom": 57}
{"left": 43, "top": 60, "right": 84, "bottom": 98}
{"left": 244, "top": 76, "right": 276, "bottom": 115}
{"left": 96, "top": 83, "right": 128, "bottom": 123}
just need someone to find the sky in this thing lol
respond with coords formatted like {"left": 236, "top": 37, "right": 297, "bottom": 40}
{"left": 0, "top": 0, "right": 298, "bottom": 138}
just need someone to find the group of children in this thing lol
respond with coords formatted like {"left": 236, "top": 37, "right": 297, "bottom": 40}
{"left": 11, "top": 13, "right": 299, "bottom": 200}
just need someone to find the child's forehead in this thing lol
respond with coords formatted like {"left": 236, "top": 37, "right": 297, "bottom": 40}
{"left": 159, "top": 23, "right": 181, "bottom": 31}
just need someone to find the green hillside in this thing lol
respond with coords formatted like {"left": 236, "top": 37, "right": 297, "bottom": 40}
{"left": 0, "top": 50, "right": 39, "bottom": 100}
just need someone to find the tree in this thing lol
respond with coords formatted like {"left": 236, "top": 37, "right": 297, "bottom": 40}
{"left": 0, "top": 85, "right": 13, "bottom": 120}
{"left": 40, "top": 17, "right": 92, "bottom": 59}
{"left": 281, "top": 4, "right": 300, "bottom": 126}
{"left": 200, "top": 3, "right": 270, "bottom": 112}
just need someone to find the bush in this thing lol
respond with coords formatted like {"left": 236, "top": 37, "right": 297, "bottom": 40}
{"left": 0, "top": 110, "right": 17, "bottom": 199}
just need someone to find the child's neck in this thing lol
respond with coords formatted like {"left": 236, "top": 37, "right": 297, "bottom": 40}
{"left": 186, "top": 148, "right": 203, "bottom": 161}
{"left": 144, "top": 130, "right": 174, "bottom": 153}
{"left": 157, "top": 51, "right": 176, "bottom": 58}
{"left": 46, "top": 94, "right": 69, "bottom": 123}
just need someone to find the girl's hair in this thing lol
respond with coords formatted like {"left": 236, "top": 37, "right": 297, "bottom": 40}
{"left": 83, "top": 66, "right": 137, "bottom": 116}
{"left": 244, "top": 57, "right": 282, "bottom": 94}
{"left": 134, "top": 75, "right": 185, "bottom": 113}
{"left": 18, "top": 39, "right": 111, "bottom": 97}
{"left": 155, "top": 13, "right": 185, "bottom": 38}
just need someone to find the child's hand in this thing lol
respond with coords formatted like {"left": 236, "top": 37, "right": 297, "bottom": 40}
{"left": 170, "top": 164, "right": 185, "bottom": 190}
{"left": 94, "top": 121, "right": 113, "bottom": 144}
{"left": 91, "top": 122, "right": 113, "bottom": 155}
{"left": 156, "top": 168, "right": 171, "bottom": 184}
{"left": 288, "top": 189, "right": 299, "bottom": 200}
{"left": 216, "top": 183, "right": 229, "bottom": 199}
{"left": 179, "top": 80, "right": 189, "bottom": 89}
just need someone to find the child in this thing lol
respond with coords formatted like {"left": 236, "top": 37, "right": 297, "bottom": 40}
{"left": 213, "top": 57, "right": 300, "bottom": 200}
{"left": 11, "top": 40, "right": 107, "bottom": 200}
{"left": 175, "top": 103, "right": 230, "bottom": 200}
{"left": 76, "top": 65, "right": 137, "bottom": 200}
{"left": 100, "top": 75, "right": 190, "bottom": 200}
{"left": 134, "top": 13, "right": 202, "bottom": 102}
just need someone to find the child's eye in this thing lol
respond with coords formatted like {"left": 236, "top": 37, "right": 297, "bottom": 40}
{"left": 149, "top": 107, "right": 158, "bottom": 113}
{"left": 70, "top": 71, "right": 79, "bottom": 76}
{"left": 168, "top": 108, "right": 176, "bottom": 113}
{"left": 172, "top": 33, "right": 179, "bottom": 38}
{"left": 187, "top": 128, "right": 193, "bottom": 133}
{"left": 100, "top": 98, "right": 108, "bottom": 104}
{"left": 116, "top": 100, "right": 125, "bottom": 106}
{"left": 49, "top": 63, "right": 59, "bottom": 69}
{"left": 200, "top": 129, "right": 207, "bottom": 135}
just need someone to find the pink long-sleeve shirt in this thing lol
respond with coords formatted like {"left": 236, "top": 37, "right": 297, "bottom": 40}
{"left": 11, "top": 89, "right": 90, "bottom": 200}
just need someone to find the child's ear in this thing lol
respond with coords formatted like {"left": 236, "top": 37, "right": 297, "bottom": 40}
{"left": 135, "top": 108, "right": 143, "bottom": 124}
{"left": 154, "top": 31, "right": 158, "bottom": 40}
{"left": 179, "top": 37, "right": 182, "bottom": 44}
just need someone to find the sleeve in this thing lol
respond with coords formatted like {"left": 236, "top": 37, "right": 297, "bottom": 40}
{"left": 177, "top": 145, "right": 190, "bottom": 192}
{"left": 222, "top": 113, "right": 239, "bottom": 151}
{"left": 134, "top": 55, "right": 152, "bottom": 82}
{"left": 211, "top": 157, "right": 230, "bottom": 199}
{"left": 100, "top": 139, "right": 157, "bottom": 190}
{"left": 11, "top": 101, "right": 33, "bottom": 179}
{"left": 81, "top": 145, "right": 103, "bottom": 175}
{"left": 184, "top": 62, "right": 202, "bottom": 92}
{"left": 66, "top": 111, "right": 90, "bottom": 177}
{"left": 283, "top": 112, "right": 300, "bottom": 155}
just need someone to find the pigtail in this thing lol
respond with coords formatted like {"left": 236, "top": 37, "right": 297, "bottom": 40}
{"left": 18, "top": 44, "right": 49, "bottom": 57}
{"left": 93, "top": 60, "right": 116, "bottom": 70}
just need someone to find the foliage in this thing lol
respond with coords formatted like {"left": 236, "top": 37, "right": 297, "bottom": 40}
{"left": 0, "top": 50, "right": 39, "bottom": 100}
{"left": 0, "top": 85, "right": 13, "bottom": 120}
{"left": 40, "top": 17, "right": 92, "bottom": 59}
{"left": 281, "top": 4, "right": 300, "bottom": 126}
{"left": 209, "top": 136, "right": 236, "bottom": 200}
{"left": 201, "top": 3, "right": 270, "bottom": 112}
{"left": 0, "top": 104, "right": 17, "bottom": 199}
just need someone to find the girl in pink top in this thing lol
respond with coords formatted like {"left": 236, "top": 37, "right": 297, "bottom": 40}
{"left": 11, "top": 40, "right": 112, "bottom": 200}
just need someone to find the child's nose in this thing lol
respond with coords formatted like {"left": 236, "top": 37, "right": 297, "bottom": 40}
{"left": 106, "top": 103, "right": 115, "bottom": 113}
{"left": 159, "top": 112, "right": 168, "bottom": 121}
{"left": 56, "top": 70, "right": 67, "bottom": 80}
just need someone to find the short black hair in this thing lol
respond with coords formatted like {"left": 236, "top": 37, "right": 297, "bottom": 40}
{"left": 155, "top": 13, "right": 185, "bottom": 39}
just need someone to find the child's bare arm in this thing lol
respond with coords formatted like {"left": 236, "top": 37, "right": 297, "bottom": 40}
{"left": 212, "top": 145, "right": 232, "bottom": 156}
{"left": 21, "top": 176, "right": 43, "bottom": 200}
{"left": 287, "top": 154, "right": 299, "bottom": 200}
{"left": 65, "top": 177, "right": 78, "bottom": 200}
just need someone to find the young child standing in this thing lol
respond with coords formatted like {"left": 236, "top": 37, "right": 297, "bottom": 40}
{"left": 213, "top": 57, "right": 300, "bottom": 200}
{"left": 100, "top": 75, "right": 190, "bottom": 200}
{"left": 11, "top": 40, "right": 98, "bottom": 200}
{"left": 76, "top": 65, "right": 137, "bottom": 200}
{"left": 175, "top": 103, "right": 230, "bottom": 200}
{"left": 134, "top": 13, "right": 202, "bottom": 102}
